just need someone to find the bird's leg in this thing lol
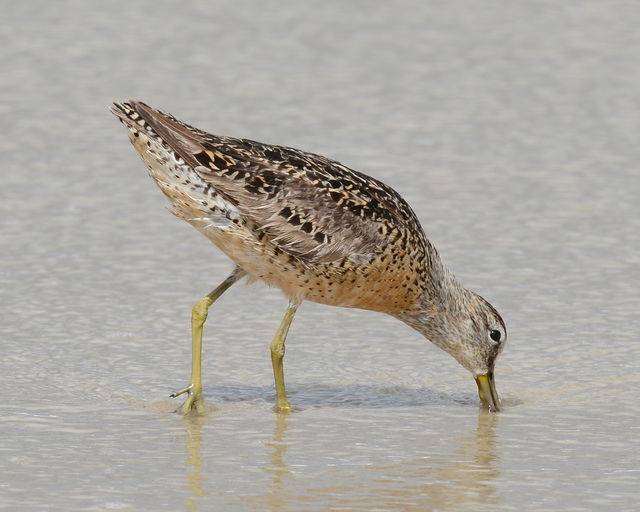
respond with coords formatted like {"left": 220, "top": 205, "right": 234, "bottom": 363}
{"left": 171, "top": 266, "right": 245, "bottom": 415}
{"left": 270, "top": 302, "right": 299, "bottom": 413}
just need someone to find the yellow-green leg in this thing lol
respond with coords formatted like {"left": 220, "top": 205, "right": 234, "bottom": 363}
{"left": 270, "top": 301, "right": 299, "bottom": 413}
{"left": 171, "top": 266, "right": 245, "bottom": 414}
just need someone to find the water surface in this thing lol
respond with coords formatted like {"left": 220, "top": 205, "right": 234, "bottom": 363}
{"left": 1, "top": 1, "right": 638, "bottom": 510}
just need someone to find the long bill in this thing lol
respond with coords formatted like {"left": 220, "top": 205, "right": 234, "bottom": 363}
{"left": 475, "top": 371, "right": 500, "bottom": 412}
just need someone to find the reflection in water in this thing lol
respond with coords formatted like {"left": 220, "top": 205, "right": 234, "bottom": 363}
{"left": 180, "top": 412, "right": 293, "bottom": 512}
{"left": 179, "top": 409, "right": 500, "bottom": 511}
{"left": 183, "top": 414, "right": 206, "bottom": 512}
{"left": 257, "top": 410, "right": 500, "bottom": 511}
{"left": 398, "top": 410, "right": 501, "bottom": 511}
{"left": 264, "top": 414, "right": 291, "bottom": 512}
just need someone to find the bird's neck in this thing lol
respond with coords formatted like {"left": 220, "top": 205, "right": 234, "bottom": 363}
{"left": 394, "top": 270, "right": 474, "bottom": 354}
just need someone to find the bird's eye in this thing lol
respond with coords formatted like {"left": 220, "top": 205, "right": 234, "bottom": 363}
{"left": 489, "top": 330, "right": 502, "bottom": 342}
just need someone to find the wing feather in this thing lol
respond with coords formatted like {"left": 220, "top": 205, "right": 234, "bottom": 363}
{"left": 129, "top": 100, "right": 423, "bottom": 264}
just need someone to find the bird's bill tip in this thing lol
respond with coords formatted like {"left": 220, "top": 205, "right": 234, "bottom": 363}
{"left": 475, "top": 371, "right": 500, "bottom": 412}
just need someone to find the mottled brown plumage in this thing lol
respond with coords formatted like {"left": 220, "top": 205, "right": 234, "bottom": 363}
{"left": 111, "top": 100, "right": 506, "bottom": 413}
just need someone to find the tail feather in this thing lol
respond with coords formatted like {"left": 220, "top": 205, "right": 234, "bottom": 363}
{"left": 123, "top": 100, "right": 207, "bottom": 168}
{"left": 110, "top": 100, "right": 240, "bottom": 231}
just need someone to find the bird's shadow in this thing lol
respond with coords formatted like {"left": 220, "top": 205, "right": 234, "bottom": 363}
{"left": 204, "top": 382, "right": 480, "bottom": 410}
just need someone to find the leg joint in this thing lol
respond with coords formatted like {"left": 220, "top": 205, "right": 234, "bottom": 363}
{"left": 192, "top": 297, "right": 213, "bottom": 323}
{"left": 270, "top": 341, "right": 285, "bottom": 359}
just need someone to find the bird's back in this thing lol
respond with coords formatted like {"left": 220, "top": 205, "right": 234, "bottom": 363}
{"left": 111, "top": 100, "right": 445, "bottom": 314}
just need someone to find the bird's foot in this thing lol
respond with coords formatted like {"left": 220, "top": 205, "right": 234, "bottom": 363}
{"left": 171, "top": 384, "right": 205, "bottom": 415}
{"left": 274, "top": 398, "right": 292, "bottom": 414}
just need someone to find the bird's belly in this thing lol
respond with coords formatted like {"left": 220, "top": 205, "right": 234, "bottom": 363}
{"left": 288, "top": 265, "right": 418, "bottom": 313}
{"left": 193, "top": 213, "right": 421, "bottom": 314}
{"left": 193, "top": 220, "right": 420, "bottom": 314}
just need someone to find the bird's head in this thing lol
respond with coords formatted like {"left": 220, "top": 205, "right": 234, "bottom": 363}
{"left": 399, "top": 277, "right": 506, "bottom": 411}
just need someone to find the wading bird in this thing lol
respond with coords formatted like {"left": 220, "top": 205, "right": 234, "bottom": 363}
{"left": 111, "top": 100, "right": 506, "bottom": 414}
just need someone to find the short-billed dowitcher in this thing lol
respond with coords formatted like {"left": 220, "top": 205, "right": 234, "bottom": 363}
{"left": 111, "top": 100, "right": 506, "bottom": 414}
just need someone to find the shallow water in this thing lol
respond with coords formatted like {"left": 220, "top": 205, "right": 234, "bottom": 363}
{"left": 2, "top": 1, "right": 639, "bottom": 510}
